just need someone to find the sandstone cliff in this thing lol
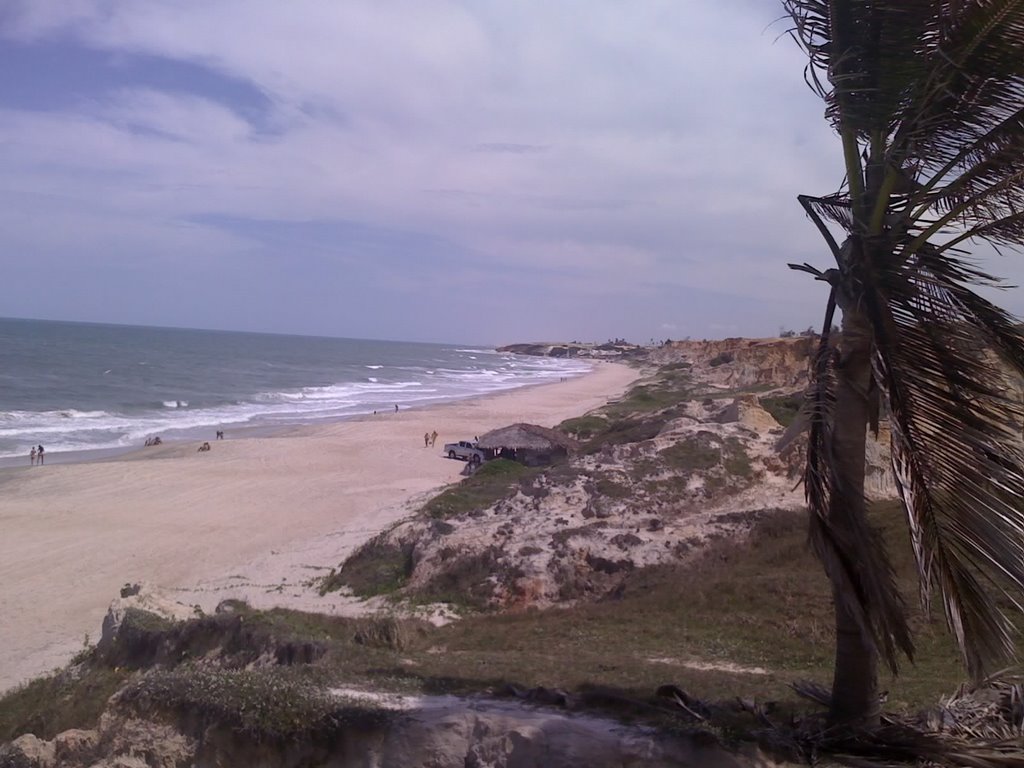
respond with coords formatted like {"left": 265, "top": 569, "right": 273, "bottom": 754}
{"left": 651, "top": 336, "right": 817, "bottom": 390}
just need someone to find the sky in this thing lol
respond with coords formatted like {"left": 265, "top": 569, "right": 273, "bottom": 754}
{"left": 1, "top": 2, "right": 1021, "bottom": 346}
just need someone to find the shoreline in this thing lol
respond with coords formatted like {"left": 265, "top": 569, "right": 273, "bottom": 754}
{"left": 0, "top": 362, "right": 640, "bottom": 693}
{"left": 0, "top": 367, "right": 594, "bottom": 470}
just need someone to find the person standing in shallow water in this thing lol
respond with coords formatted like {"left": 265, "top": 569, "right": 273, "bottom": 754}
{"left": 29, "top": 447, "right": 36, "bottom": 466}
{"left": 37, "top": 445, "right": 44, "bottom": 465}
{"left": 394, "top": 404, "right": 399, "bottom": 413}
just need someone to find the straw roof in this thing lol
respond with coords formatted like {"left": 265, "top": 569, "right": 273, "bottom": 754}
{"left": 476, "top": 423, "right": 579, "bottom": 452}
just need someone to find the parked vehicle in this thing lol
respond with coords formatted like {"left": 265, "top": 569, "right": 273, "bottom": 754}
{"left": 443, "top": 439, "right": 487, "bottom": 464}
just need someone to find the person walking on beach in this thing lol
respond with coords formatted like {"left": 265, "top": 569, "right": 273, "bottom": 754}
{"left": 430, "top": 430, "right": 438, "bottom": 447}
{"left": 424, "top": 432, "right": 430, "bottom": 447}
{"left": 29, "top": 446, "right": 36, "bottom": 466}
{"left": 37, "top": 445, "right": 44, "bottom": 465}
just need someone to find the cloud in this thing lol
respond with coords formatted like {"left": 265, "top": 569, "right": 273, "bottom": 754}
{"left": 4, "top": 1, "right": 1001, "bottom": 344}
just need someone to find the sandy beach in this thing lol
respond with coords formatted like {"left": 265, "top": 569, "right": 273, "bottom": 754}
{"left": 0, "top": 362, "right": 639, "bottom": 693}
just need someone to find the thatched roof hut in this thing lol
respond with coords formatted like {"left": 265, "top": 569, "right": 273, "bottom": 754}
{"left": 476, "top": 423, "right": 578, "bottom": 466}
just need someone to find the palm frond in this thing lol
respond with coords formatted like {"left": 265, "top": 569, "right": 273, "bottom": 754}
{"left": 867, "top": 251, "right": 1024, "bottom": 677}
{"left": 801, "top": 193, "right": 855, "bottom": 234}
{"left": 783, "top": 1, "right": 954, "bottom": 136}
{"left": 786, "top": 1, "right": 1024, "bottom": 252}
{"left": 896, "top": 0, "right": 1024, "bottom": 174}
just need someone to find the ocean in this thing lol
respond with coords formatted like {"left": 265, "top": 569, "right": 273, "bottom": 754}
{"left": 0, "top": 318, "right": 590, "bottom": 461}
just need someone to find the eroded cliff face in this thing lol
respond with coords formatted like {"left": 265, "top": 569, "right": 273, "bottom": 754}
{"left": 652, "top": 337, "right": 817, "bottom": 390}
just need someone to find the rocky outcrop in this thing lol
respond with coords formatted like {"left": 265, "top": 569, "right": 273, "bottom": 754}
{"left": 3, "top": 713, "right": 193, "bottom": 768}
{"left": 98, "top": 583, "right": 197, "bottom": 652}
{"left": 653, "top": 337, "right": 816, "bottom": 390}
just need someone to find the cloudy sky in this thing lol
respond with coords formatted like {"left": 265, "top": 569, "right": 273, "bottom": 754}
{"left": 1, "top": 2, "right": 1018, "bottom": 345}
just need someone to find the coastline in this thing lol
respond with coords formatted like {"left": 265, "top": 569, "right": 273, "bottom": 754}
{"left": 0, "top": 361, "right": 640, "bottom": 693}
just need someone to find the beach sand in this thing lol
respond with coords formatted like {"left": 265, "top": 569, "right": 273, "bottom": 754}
{"left": 0, "top": 362, "right": 639, "bottom": 693}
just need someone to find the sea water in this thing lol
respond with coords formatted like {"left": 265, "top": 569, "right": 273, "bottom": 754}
{"left": 0, "top": 318, "right": 590, "bottom": 461}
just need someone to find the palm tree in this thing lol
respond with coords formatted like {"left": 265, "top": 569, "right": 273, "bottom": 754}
{"left": 782, "top": 1, "right": 1024, "bottom": 726}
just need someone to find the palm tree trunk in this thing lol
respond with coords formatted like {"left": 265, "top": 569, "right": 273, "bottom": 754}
{"left": 828, "top": 306, "right": 881, "bottom": 727}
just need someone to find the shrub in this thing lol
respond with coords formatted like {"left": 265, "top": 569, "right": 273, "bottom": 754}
{"left": 422, "top": 459, "right": 536, "bottom": 519}
{"left": 760, "top": 393, "right": 804, "bottom": 428}
{"left": 658, "top": 434, "right": 721, "bottom": 472}
{"left": 120, "top": 666, "right": 390, "bottom": 742}
{"left": 558, "top": 415, "right": 609, "bottom": 440}
{"left": 321, "top": 535, "right": 414, "bottom": 597}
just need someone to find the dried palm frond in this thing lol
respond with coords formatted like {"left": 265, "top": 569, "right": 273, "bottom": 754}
{"left": 866, "top": 249, "right": 1024, "bottom": 677}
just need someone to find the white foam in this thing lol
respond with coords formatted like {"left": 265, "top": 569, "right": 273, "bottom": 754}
{"left": 0, "top": 354, "right": 593, "bottom": 458}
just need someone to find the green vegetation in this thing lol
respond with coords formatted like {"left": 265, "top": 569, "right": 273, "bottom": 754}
{"left": 416, "top": 546, "right": 510, "bottom": 611}
{"left": 558, "top": 414, "right": 609, "bottom": 440}
{"left": 603, "top": 382, "right": 690, "bottom": 419}
{"left": 591, "top": 474, "right": 632, "bottom": 499}
{"left": 722, "top": 437, "right": 753, "bottom": 479}
{"left": 759, "top": 393, "right": 803, "bottom": 428}
{"left": 658, "top": 432, "right": 720, "bottom": 472}
{"left": 321, "top": 534, "right": 414, "bottom": 597}
{"left": 0, "top": 666, "right": 130, "bottom": 742}
{"left": 119, "top": 666, "right": 391, "bottom": 742}
{"left": 582, "top": 416, "right": 663, "bottom": 453}
{"left": 422, "top": 459, "right": 537, "bottom": 519}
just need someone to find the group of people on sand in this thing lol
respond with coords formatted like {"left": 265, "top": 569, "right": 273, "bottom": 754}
{"left": 28, "top": 445, "right": 45, "bottom": 465}
{"left": 423, "top": 430, "right": 439, "bottom": 447}
{"left": 144, "top": 430, "right": 222, "bottom": 450}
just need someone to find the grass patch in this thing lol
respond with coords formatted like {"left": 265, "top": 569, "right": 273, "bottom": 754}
{"left": 321, "top": 534, "right": 414, "bottom": 597}
{"left": 119, "top": 666, "right": 390, "bottom": 743}
{"left": 722, "top": 437, "right": 753, "bottom": 479}
{"left": 422, "top": 459, "right": 538, "bottom": 519}
{"left": 582, "top": 417, "right": 663, "bottom": 453}
{"left": 558, "top": 414, "right": 609, "bottom": 440}
{"left": 416, "top": 546, "right": 510, "bottom": 611}
{"left": 660, "top": 361, "right": 692, "bottom": 372}
{"left": 604, "top": 385, "right": 689, "bottom": 419}
{"left": 658, "top": 433, "right": 721, "bottom": 472}
{"left": 0, "top": 665, "right": 130, "bottom": 742}
{"left": 760, "top": 393, "right": 803, "bottom": 427}
{"left": 592, "top": 475, "right": 633, "bottom": 499}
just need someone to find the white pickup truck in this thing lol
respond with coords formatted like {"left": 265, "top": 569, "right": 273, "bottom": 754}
{"left": 443, "top": 439, "right": 487, "bottom": 464}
